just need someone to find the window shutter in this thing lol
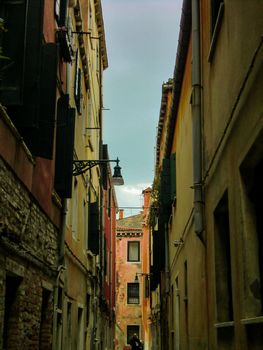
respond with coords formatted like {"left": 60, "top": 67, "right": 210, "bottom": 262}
{"left": 20, "top": 0, "right": 44, "bottom": 128}
{"left": 88, "top": 201, "right": 100, "bottom": 255}
{"left": 54, "top": 95, "right": 75, "bottom": 198}
{"left": 170, "top": 153, "right": 176, "bottom": 202}
{"left": 145, "top": 276, "right": 150, "bottom": 298}
{"left": 160, "top": 158, "right": 171, "bottom": 207}
{"left": 29, "top": 43, "right": 58, "bottom": 159}
{"left": 0, "top": 0, "right": 26, "bottom": 105}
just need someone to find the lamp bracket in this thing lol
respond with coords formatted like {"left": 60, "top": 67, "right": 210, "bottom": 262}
{"left": 73, "top": 159, "right": 119, "bottom": 176}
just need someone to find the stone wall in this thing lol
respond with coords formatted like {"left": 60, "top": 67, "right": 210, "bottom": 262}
{"left": 0, "top": 156, "right": 59, "bottom": 349}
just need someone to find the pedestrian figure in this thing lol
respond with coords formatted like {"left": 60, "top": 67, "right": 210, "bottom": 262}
{"left": 129, "top": 333, "right": 142, "bottom": 350}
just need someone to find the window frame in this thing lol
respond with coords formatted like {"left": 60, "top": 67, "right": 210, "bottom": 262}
{"left": 127, "top": 241, "right": 140, "bottom": 262}
{"left": 127, "top": 283, "right": 140, "bottom": 304}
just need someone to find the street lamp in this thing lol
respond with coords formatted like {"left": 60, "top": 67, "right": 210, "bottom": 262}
{"left": 134, "top": 273, "right": 152, "bottom": 298}
{"left": 73, "top": 158, "right": 124, "bottom": 185}
{"left": 134, "top": 272, "right": 152, "bottom": 282}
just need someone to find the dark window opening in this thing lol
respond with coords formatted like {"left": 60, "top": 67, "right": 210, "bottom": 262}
{"left": 3, "top": 274, "right": 22, "bottom": 350}
{"left": 127, "top": 325, "right": 140, "bottom": 345}
{"left": 127, "top": 283, "right": 139, "bottom": 304}
{"left": 39, "top": 289, "right": 52, "bottom": 350}
{"left": 241, "top": 157, "right": 263, "bottom": 315}
{"left": 214, "top": 191, "right": 233, "bottom": 322}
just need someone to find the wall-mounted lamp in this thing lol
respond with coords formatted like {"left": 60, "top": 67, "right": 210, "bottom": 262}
{"left": 73, "top": 158, "right": 124, "bottom": 185}
{"left": 134, "top": 272, "right": 152, "bottom": 282}
{"left": 135, "top": 272, "right": 152, "bottom": 298}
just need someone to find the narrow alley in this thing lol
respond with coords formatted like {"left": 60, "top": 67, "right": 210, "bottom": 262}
{"left": 0, "top": 0, "right": 263, "bottom": 349}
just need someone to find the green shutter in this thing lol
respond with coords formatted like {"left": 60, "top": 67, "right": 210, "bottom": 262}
{"left": 54, "top": 95, "right": 75, "bottom": 198}
{"left": 170, "top": 153, "right": 176, "bottom": 202}
{"left": 88, "top": 201, "right": 100, "bottom": 255}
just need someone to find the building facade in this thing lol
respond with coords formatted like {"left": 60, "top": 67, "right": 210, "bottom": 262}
{"left": 0, "top": 0, "right": 61, "bottom": 348}
{"left": 115, "top": 189, "right": 151, "bottom": 350}
{"left": 151, "top": 0, "right": 263, "bottom": 349}
{"left": 0, "top": 0, "right": 117, "bottom": 349}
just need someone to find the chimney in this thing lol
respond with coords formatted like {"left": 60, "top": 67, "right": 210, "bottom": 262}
{"left": 119, "top": 209, "right": 124, "bottom": 220}
{"left": 143, "top": 187, "right": 152, "bottom": 215}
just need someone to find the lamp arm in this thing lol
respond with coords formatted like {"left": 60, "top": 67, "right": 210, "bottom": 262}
{"left": 73, "top": 159, "right": 119, "bottom": 176}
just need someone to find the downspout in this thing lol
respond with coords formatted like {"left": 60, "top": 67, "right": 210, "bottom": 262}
{"left": 52, "top": 199, "right": 67, "bottom": 350}
{"left": 191, "top": 0, "right": 205, "bottom": 242}
{"left": 59, "top": 199, "right": 67, "bottom": 264}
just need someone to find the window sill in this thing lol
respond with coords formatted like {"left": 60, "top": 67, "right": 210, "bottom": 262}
{"left": 214, "top": 321, "right": 234, "bottom": 328}
{"left": 241, "top": 316, "right": 263, "bottom": 325}
{"left": 208, "top": 3, "right": 225, "bottom": 63}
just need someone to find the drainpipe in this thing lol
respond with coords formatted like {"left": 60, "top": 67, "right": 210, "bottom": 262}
{"left": 59, "top": 199, "right": 67, "bottom": 264}
{"left": 164, "top": 223, "right": 170, "bottom": 294}
{"left": 191, "top": 0, "right": 205, "bottom": 242}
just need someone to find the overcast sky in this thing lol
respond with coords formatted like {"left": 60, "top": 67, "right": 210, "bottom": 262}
{"left": 101, "top": 0, "right": 183, "bottom": 217}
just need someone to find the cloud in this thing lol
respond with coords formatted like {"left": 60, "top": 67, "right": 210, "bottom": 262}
{"left": 114, "top": 183, "right": 152, "bottom": 217}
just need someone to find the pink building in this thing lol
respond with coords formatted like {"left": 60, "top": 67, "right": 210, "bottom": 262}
{"left": 115, "top": 188, "right": 151, "bottom": 350}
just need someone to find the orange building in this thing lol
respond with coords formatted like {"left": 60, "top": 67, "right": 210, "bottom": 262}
{"left": 115, "top": 189, "right": 151, "bottom": 350}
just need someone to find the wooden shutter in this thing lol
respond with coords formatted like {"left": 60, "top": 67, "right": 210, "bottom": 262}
{"left": 88, "top": 201, "right": 100, "bottom": 255}
{"left": 54, "top": 95, "right": 75, "bottom": 198}
{"left": 29, "top": 43, "right": 58, "bottom": 159}
{"left": 0, "top": 0, "right": 26, "bottom": 105}
{"left": 20, "top": 0, "right": 44, "bottom": 128}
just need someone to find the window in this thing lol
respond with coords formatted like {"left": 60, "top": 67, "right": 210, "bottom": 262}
{"left": 3, "top": 275, "right": 22, "bottom": 349}
{"left": 240, "top": 155, "right": 263, "bottom": 316}
{"left": 127, "top": 241, "right": 140, "bottom": 262}
{"left": 127, "top": 283, "right": 139, "bottom": 304}
{"left": 39, "top": 289, "right": 52, "bottom": 349}
{"left": 214, "top": 191, "right": 233, "bottom": 323}
{"left": 127, "top": 325, "right": 140, "bottom": 345}
{"left": 77, "top": 307, "right": 84, "bottom": 350}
